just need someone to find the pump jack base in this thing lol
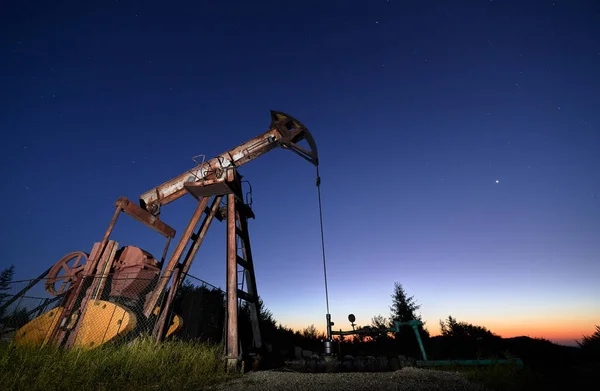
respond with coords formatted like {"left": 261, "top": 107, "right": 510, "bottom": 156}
{"left": 225, "top": 357, "right": 244, "bottom": 373}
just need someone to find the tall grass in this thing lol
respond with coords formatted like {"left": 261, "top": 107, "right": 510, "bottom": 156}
{"left": 0, "top": 336, "right": 239, "bottom": 391}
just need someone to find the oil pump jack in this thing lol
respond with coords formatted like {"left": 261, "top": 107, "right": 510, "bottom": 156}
{"left": 7, "top": 110, "right": 320, "bottom": 368}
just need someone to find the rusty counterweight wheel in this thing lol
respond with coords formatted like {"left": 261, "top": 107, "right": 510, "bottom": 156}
{"left": 45, "top": 251, "right": 88, "bottom": 296}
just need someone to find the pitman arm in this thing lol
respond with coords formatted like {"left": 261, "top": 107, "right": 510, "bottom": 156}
{"left": 138, "top": 110, "right": 319, "bottom": 215}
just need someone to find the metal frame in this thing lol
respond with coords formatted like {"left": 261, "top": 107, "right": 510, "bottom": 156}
{"left": 48, "top": 197, "right": 177, "bottom": 347}
{"left": 331, "top": 319, "right": 524, "bottom": 369}
{"left": 8, "top": 111, "right": 318, "bottom": 367}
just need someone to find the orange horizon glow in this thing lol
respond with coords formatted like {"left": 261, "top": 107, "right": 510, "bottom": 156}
{"left": 278, "top": 320, "right": 596, "bottom": 347}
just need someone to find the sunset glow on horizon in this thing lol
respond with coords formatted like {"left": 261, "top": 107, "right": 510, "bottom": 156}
{"left": 278, "top": 316, "right": 597, "bottom": 348}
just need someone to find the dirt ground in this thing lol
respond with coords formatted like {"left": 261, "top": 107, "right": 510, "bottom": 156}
{"left": 206, "top": 367, "right": 490, "bottom": 391}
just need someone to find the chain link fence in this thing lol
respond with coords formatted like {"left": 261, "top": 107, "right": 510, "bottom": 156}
{"left": 172, "top": 274, "right": 227, "bottom": 343}
{"left": 0, "top": 272, "right": 228, "bottom": 348}
{"left": 0, "top": 278, "right": 62, "bottom": 342}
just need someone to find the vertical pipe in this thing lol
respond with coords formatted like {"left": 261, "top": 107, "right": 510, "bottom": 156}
{"left": 226, "top": 192, "right": 238, "bottom": 362}
{"left": 412, "top": 324, "right": 428, "bottom": 361}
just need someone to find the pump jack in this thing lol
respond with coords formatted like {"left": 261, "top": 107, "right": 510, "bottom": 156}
{"left": 7, "top": 110, "right": 318, "bottom": 369}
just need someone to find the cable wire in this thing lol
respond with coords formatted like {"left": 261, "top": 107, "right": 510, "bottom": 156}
{"left": 316, "top": 166, "right": 330, "bottom": 315}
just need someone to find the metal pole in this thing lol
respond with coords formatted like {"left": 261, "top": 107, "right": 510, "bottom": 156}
{"left": 49, "top": 203, "right": 122, "bottom": 346}
{"left": 179, "top": 196, "right": 222, "bottom": 281}
{"left": 144, "top": 197, "right": 209, "bottom": 317}
{"left": 0, "top": 266, "right": 51, "bottom": 314}
{"left": 154, "top": 268, "right": 180, "bottom": 342}
{"left": 226, "top": 192, "right": 239, "bottom": 367}
{"left": 411, "top": 323, "right": 428, "bottom": 361}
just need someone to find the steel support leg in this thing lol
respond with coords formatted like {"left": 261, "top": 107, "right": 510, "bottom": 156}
{"left": 226, "top": 192, "right": 239, "bottom": 369}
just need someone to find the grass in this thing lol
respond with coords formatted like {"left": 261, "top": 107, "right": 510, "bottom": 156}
{"left": 0, "top": 336, "right": 241, "bottom": 391}
{"left": 2, "top": 336, "right": 596, "bottom": 391}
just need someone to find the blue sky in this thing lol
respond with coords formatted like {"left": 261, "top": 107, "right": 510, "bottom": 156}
{"left": 1, "top": 0, "right": 599, "bottom": 345}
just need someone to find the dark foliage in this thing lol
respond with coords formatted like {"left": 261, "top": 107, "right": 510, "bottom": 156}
{"left": 388, "top": 282, "right": 430, "bottom": 358}
{"left": 0, "top": 265, "right": 15, "bottom": 319}
{"left": 1, "top": 307, "right": 30, "bottom": 329}
{"left": 435, "top": 315, "right": 504, "bottom": 359}
{"left": 170, "top": 280, "right": 325, "bottom": 363}
{"left": 171, "top": 281, "right": 226, "bottom": 343}
{"left": 577, "top": 325, "right": 600, "bottom": 361}
{"left": 166, "top": 277, "right": 598, "bottom": 387}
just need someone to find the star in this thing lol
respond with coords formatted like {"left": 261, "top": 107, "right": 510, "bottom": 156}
{"left": 495, "top": 180, "right": 499, "bottom": 183}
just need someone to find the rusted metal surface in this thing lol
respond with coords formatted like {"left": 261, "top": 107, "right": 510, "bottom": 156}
{"left": 48, "top": 242, "right": 101, "bottom": 346}
{"left": 88, "top": 241, "right": 119, "bottom": 299}
{"left": 64, "top": 240, "right": 119, "bottom": 349}
{"left": 184, "top": 177, "right": 233, "bottom": 199}
{"left": 92, "top": 243, "right": 118, "bottom": 300}
{"left": 143, "top": 197, "right": 209, "bottom": 317}
{"left": 45, "top": 252, "right": 88, "bottom": 296}
{"left": 45, "top": 196, "right": 174, "bottom": 346}
{"left": 109, "top": 246, "right": 161, "bottom": 300}
{"left": 140, "top": 131, "right": 278, "bottom": 213}
{"left": 16, "top": 110, "right": 319, "bottom": 355}
{"left": 151, "top": 189, "right": 226, "bottom": 340}
{"left": 152, "top": 196, "right": 222, "bottom": 341}
{"left": 154, "top": 268, "right": 180, "bottom": 342}
{"left": 226, "top": 192, "right": 239, "bottom": 360}
{"left": 116, "top": 197, "right": 176, "bottom": 238}
{"left": 236, "top": 209, "right": 262, "bottom": 349}
{"left": 159, "top": 236, "right": 172, "bottom": 266}
{"left": 179, "top": 196, "right": 222, "bottom": 279}
{"left": 138, "top": 111, "right": 318, "bottom": 215}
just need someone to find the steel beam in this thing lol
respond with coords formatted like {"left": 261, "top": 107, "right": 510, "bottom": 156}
{"left": 144, "top": 197, "right": 209, "bottom": 317}
{"left": 226, "top": 192, "right": 239, "bottom": 365}
{"left": 117, "top": 197, "right": 176, "bottom": 238}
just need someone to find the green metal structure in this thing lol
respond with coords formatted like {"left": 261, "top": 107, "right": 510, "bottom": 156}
{"left": 386, "top": 319, "right": 524, "bottom": 369}
{"left": 330, "top": 316, "right": 524, "bottom": 369}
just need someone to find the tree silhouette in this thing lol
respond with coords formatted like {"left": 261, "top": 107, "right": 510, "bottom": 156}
{"left": 438, "top": 315, "right": 503, "bottom": 359}
{"left": 302, "top": 324, "right": 319, "bottom": 339}
{"left": 439, "top": 315, "right": 498, "bottom": 339}
{"left": 3, "top": 307, "right": 30, "bottom": 329}
{"left": 578, "top": 325, "right": 600, "bottom": 360}
{"left": 0, "top": 265, "right": 15, "bottom": 319}
{"left": 171, "top": 282, "right": 226, "bottom": 342}
{"left": 369, "top": 314, "right": 392, "bottom": 344}
{"left": 388, "top": 282, "right": 429, "bottom": 358}
{"left": 371, "top": 314, "right": 389, "bottom": 329}
{"left": 389, "top": 282, "right": 421, "bottom": 323}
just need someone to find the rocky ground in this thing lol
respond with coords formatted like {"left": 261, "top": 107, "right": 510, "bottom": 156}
{"left": 207, "top": 367, "right": 490, "bottom": 391}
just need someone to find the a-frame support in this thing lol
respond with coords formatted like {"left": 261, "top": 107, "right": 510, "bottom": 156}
{"left": 223, "top": 172, "right": 262, "bottom": 368}
{"left": 159, "top": 168, "right": 262, "bottom": 369}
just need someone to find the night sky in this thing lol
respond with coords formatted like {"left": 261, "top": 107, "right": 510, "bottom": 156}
{"left": 2, "top": 1, "right": 599, "bottom": 346}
